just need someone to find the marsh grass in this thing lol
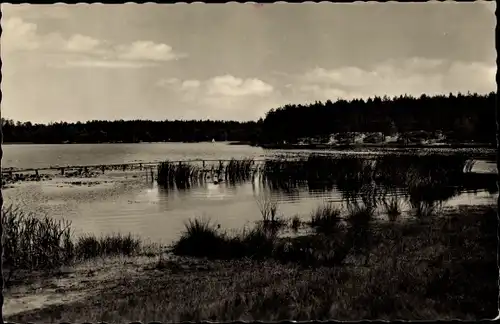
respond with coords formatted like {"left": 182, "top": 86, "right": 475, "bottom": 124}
{"left": 1, "top": 205, "right": 142, "bottom": 285}
{"left": 410, "top": 200, "right": 441, "bottom": 220}
{"left": 381, "top": 195, "right": 404, "bottom": 221}
{"left": 75, "top": 233, "right": 141, "bottom": 260}
{"left": 255, "top": 195, "right": 287, "bottom": 231}
{"left": 260, "top": 153, "right": 480, "bottom": 198}
{"left": 157, "top": 161, "right": 203, "bottom": 189}
{"left": 171, "top": 218, "right": 278, "bottom": 260}
{"left": 290, "top": 214, "right": 302, "bottom": 232}
{"left": 310, "top": 203, "right": 343, "bottom": 234}
{"left": 6, "top": 206, "right": 497, "bottom": 321}
{"left": 157, "top": 159, "right": 256, "bottom": 188}
{"left": 225, "top": 158, "right": 254, "bottom": 183}
{"left": 2, "top": 205, "right": 74, "bottom": 276}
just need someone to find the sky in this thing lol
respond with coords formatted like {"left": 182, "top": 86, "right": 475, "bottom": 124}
{"left": 1, "top": 2, "right": 496, "bottom": 123}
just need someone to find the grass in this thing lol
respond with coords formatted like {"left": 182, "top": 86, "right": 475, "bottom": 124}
{"left": 157, "top": 161, "right": 203, "bottom": 189}
{"left": 381, "top": 195, "right": 404, "bottom": 221}
{"left": 75, "top": 233, "right": 141, "bottom": 260}
{"left": 224, "top": 158, "right": 254, "bottom": 183}
{"left": 259, "top": 153, "right": 495, "bottom": 201}
{"left": 171, "top": 218, "right": 277, "bottom": 260}
{"left": 6, "top": 205, "right": 497, "bottom": 321}
{"left": 310, "top": 203, "right": 343, "bottom": 234}
{"left": 1, "top": 205, "right": 142, "bottom": 286}
{"left": 255, "top": 195, "right": 287, "bottom": 230}
{"left": 290, "top": 214, "right": 302, "bottom": 232}
{"left": 157, "top": 158, "right": 256, "bottom": 189}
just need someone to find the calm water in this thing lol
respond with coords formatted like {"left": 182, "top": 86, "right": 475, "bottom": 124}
{"left": 2, "top": 143, "right": 497, "bottom": 244}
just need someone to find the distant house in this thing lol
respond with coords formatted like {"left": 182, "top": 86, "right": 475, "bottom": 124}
{"left": 363, "top": 132, "right": 385, "bottom": 144}
{"left": 334, "top": 132, "right": 364, "bottom": 145}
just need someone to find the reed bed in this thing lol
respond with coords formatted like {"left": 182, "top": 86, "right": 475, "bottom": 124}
{"left": 157, "top": 161, "right": 204, "bottom": 189}
{"left": 1, "top": 205, "right": 142, "bottom": 285}
{"left": 309, "top": 203, "right": 343, "bottom": 234}
{"left": 157, "top": 158, "right": 256, "bottom": 188}
{"left": 171, "top": 218, "right": 278, "bottom": 260}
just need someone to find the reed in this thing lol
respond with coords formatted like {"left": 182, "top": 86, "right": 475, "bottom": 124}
{"left": 1, "top": 205, "right": 142, "bottom": 285}
{"left": 310, "top": 203, "right": 343, "bottom": 234}
{"left": 75, "top": 232, "right": 141, "bottom": 260}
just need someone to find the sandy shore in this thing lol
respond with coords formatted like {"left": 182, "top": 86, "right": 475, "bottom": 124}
{"left": 3, "top": 253, "right": 166, "bottom": 317}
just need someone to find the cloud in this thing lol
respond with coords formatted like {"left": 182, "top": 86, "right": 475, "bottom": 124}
{"left": 50, "top": 60, "right": 157, "bottom": 69}
{"left": 156, "top": 75, "right": 277, "bottom": 119}
{"left": 296, "top": 57, "right": 495, "bottom": 101}
{"left": 1, "top": 17, "right": 185, "bottom": 68}
{"left": 181, "top": 80, "right": 201, "bottom": 90}
{"left": 206, "top": 75, "right": 274, "bottom": 97}
{"left": 64, "top": 34, "right": 101, "bottom": 53}
{"left": 115, "top": 41, "right": 186, "bottom": 62}
{"left": 1, "top": 17, "right": 41, "bottom": 51}
{"left": 159, "top": 75, "right": 274, "bottom": 98}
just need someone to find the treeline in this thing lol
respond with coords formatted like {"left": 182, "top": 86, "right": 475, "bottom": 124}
{"left": 1, "top": 119, "right": 263, "bottom": 144}
{"left": 1, "top": 92, "right": 496, "bottom": 145}
{"left": 261, "top": 92, "right": 497, "bottom": 144}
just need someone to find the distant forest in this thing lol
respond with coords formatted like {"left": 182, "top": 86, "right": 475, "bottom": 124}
{"left": 261, "top": 92, "right": 496, "bottom": 145}
{"left": 1, "top": 92, "right": 496, "bottom": 145}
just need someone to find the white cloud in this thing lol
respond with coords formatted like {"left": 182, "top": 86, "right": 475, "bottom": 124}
{"left": 50, "top": 60, "right": 156, "bottom": 69}
{"left": 206, "top": 75, "right": 274, "bottom": 97}
{"left": 1, "top": 17, "right": 40, "bottom": 51}
{"left": 116, "top": 41, "right": 185, "bottom": 62}
{"left": 1, "top": 17, "right": 185, "bottom": 68}
{"left": 158, "top": 75, "right": 274, "bottom": 98}
{"left": 156, "top": 74, "right": 277, "bottom": 118}
{"left": 181, "top": 80, "right": 201, "bottom": 90}
{"left": 64, "top": 34, "right": 101, "bottom": 53}
{"left": 297, "top": 57, "right": 495, "bottom": 101}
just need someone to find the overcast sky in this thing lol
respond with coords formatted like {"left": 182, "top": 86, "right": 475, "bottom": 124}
{"left": 1, "top": 2, "right": 496, "bottom": 123}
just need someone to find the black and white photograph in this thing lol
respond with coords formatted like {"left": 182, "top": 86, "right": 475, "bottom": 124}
{"left": 0, "top": 1, "right": 498, "bottom": 322}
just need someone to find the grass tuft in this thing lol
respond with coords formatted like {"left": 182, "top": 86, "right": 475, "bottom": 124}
{"left": 310, "top": 203, "right": 343, "bottom": 234}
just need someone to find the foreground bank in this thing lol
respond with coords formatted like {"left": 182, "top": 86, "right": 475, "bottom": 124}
{"left": 3, "top": 203, "right": 497, "bottom": 322}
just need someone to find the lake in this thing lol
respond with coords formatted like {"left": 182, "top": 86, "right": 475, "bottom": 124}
{"left": 2, "top": 143, "right": 497, "bottom": 245}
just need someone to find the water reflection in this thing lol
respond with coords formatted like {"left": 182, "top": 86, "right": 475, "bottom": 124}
{"left": 154, "top": 153, "right": 497, "bottom": 223}
{"left": 25, "top": 153, "right": 496, "bottom": 244}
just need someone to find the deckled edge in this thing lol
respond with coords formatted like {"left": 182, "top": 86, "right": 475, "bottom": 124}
{"left": 0, "top": 0, "right": 499, "bottom": 323}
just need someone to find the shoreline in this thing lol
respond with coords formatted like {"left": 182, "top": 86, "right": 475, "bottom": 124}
{"left": 257, "top": 142, "right": 495, "bottom": 150}
{"left": 3, "top": 204, "right": 497, "bottom": 321}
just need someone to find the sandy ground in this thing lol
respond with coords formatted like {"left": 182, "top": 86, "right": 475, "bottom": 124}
{"left": 3, "top": 253, "right": 166, "bottom": 317}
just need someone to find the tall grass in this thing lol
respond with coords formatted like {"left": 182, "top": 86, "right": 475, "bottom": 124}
{"left": 310, "top": 203, "right": 343, "bottom": 234}
{"left": 345, "top": 201, "right": 374, "bottom": 266}
{"left": 75, "top": 233, "right": 141, "bottom": 260}
{"left": 290, "top": 214, "right": 302, "bottom": 232}
{"left": 225, "top": 158, "right": 254, "bottom": 183}
{"left": 157, "top": 161, "right": 203, "bottom": 189}
{"left": 157, "top": 159, "right": 256, "bottom": 188}
{"left": 261, "top": 153, "right": 473, "bottom": 190}
{"left": 1, "top": 205, "right": 142, "bottom": 284}
{"left": 255, "top": 195, "right": 286, "bottom": 231}
{"left": 171, "top": 217, "right": 277, "bottom": 260}
{"left": 2, "top": 205, "right": 74, "bottom": 275}
{"left": 381, "top": 195, "right": 404, "bottom": 222}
